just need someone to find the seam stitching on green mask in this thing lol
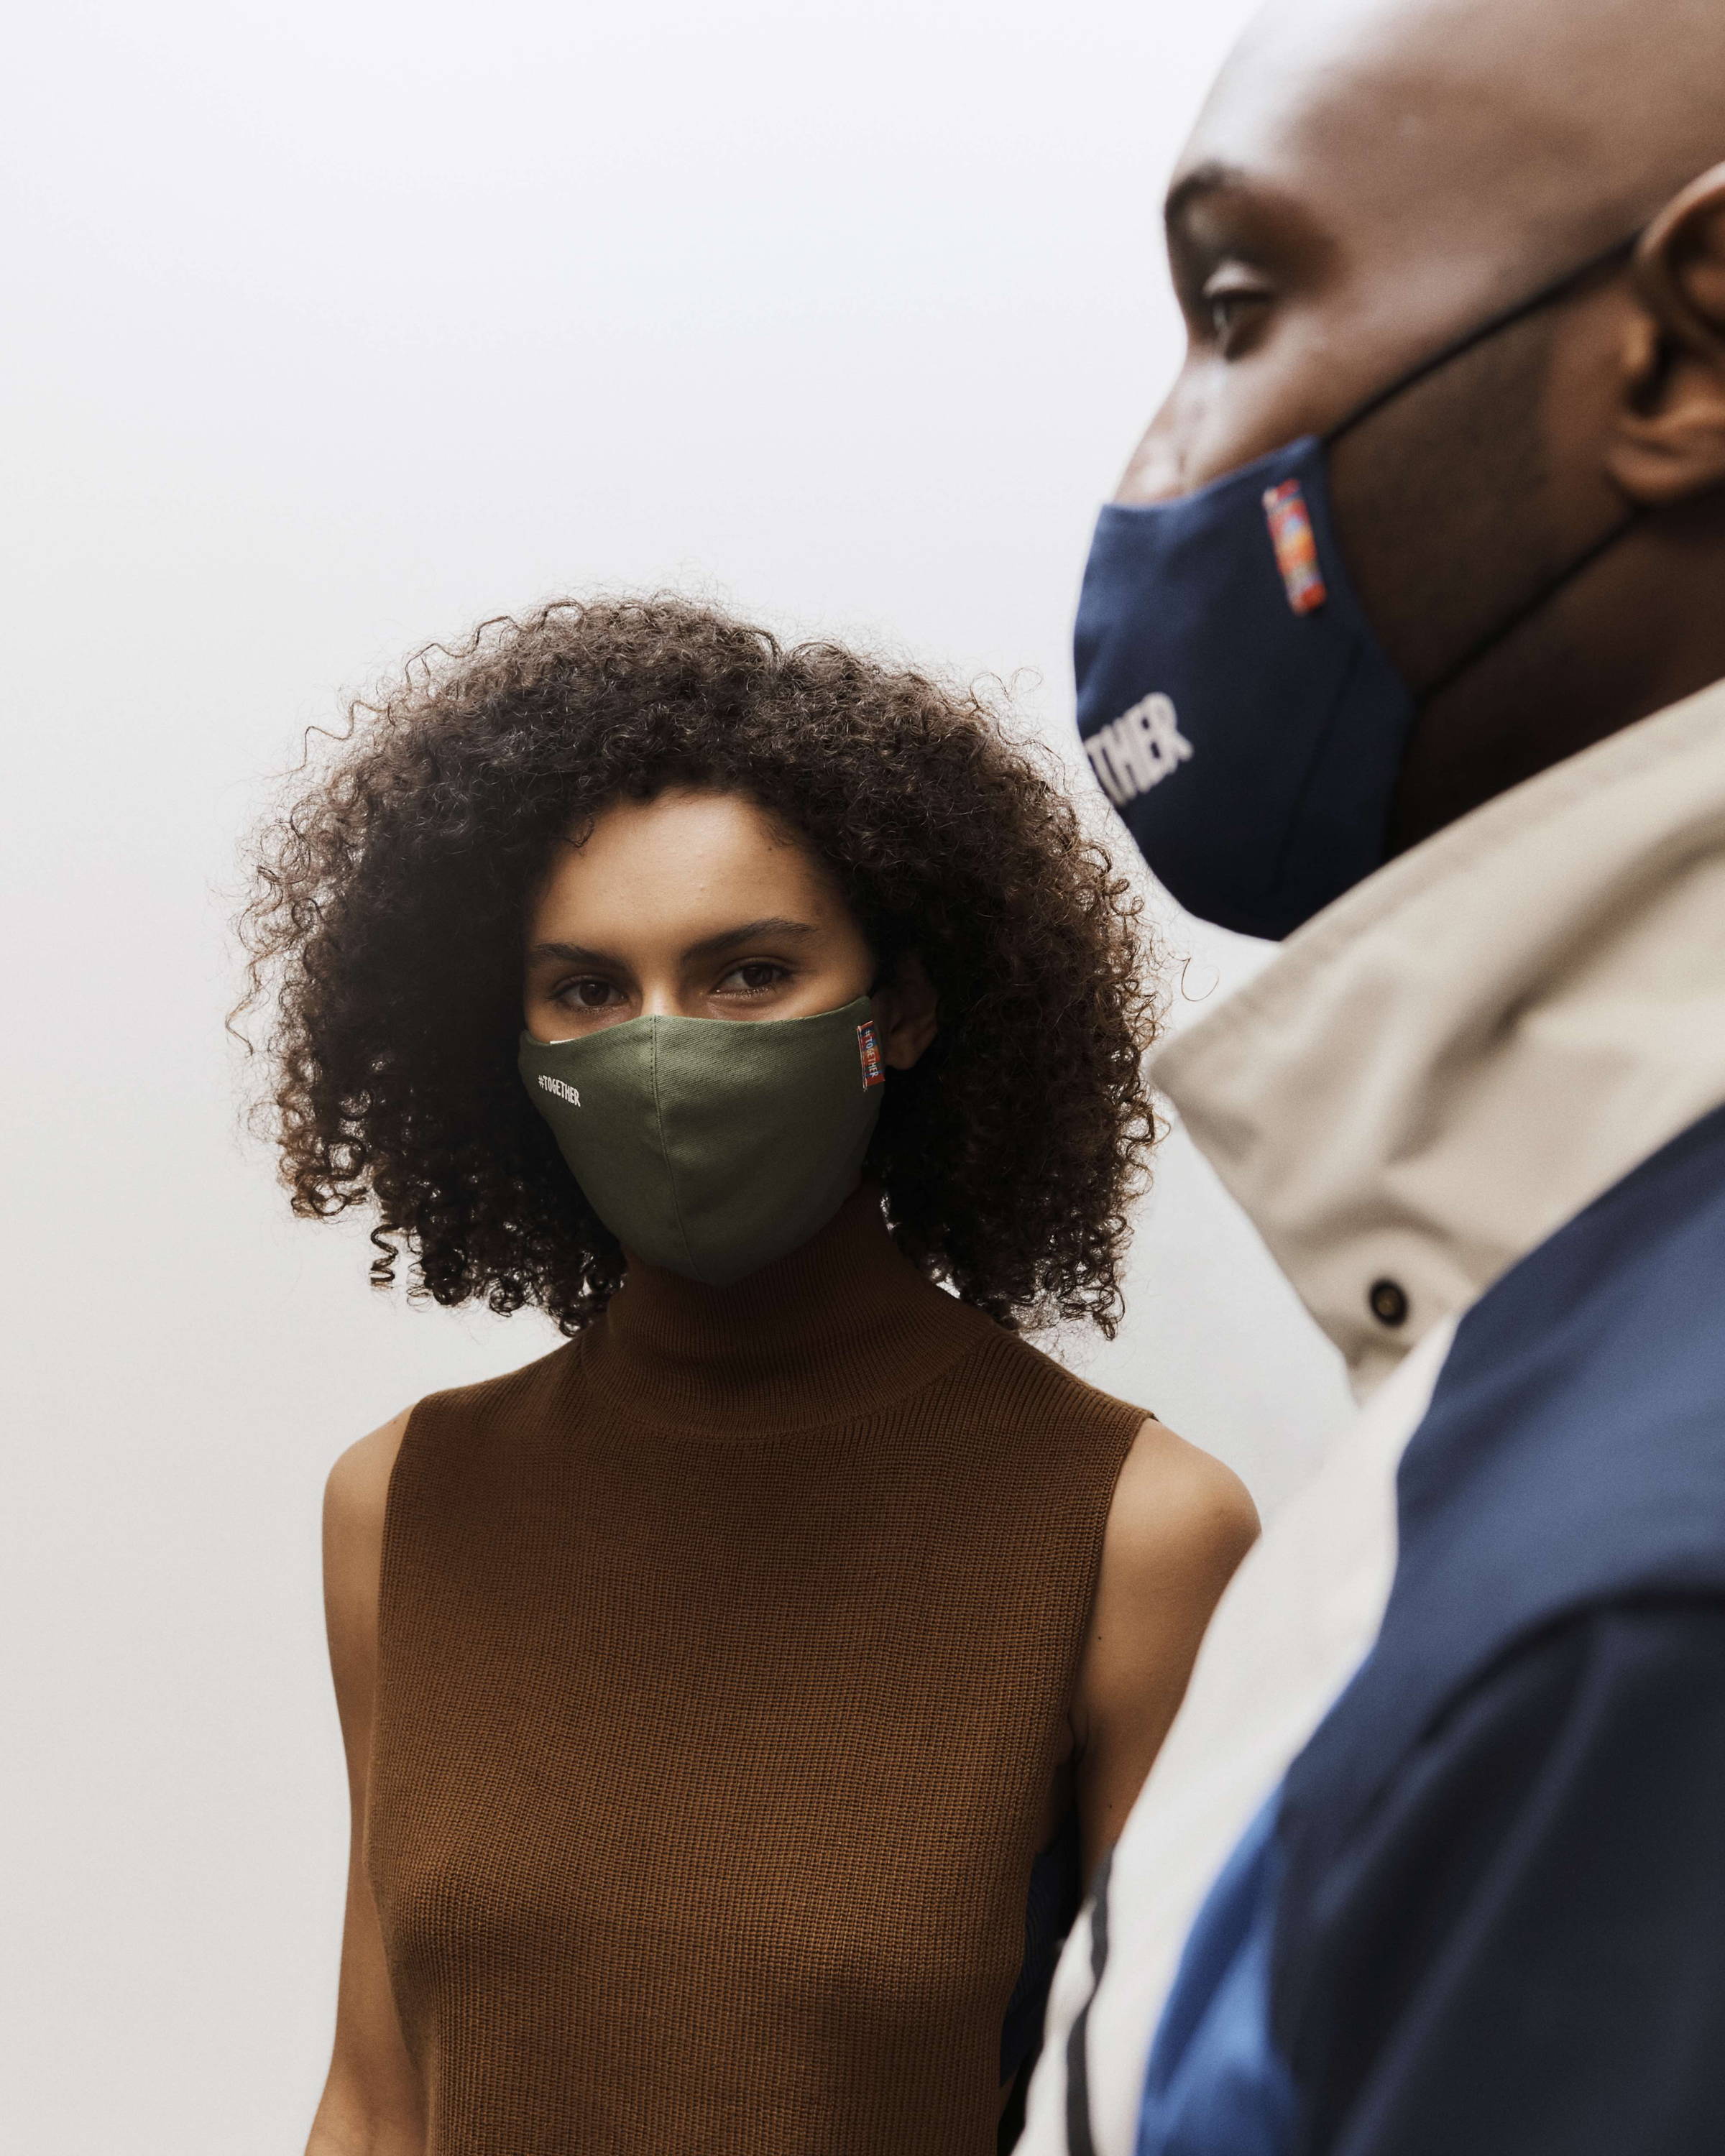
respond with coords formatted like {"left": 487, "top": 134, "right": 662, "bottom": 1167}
{"left": 649, "top": 1018, "right": 698, "bottom": 1278}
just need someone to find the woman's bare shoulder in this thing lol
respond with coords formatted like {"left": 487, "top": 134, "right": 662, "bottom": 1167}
{"left": 325, "top": 1409, "right": 413, "bottom": 1539}
{"left": 1103, "top": 1414, "right": 1260, "bottom": 1599}
{"left": 1072, "top": 1417, "right": 1259, "bottom": 1858}
{"left": 322, "top": 1409, "right": 415, "bottom": 1664}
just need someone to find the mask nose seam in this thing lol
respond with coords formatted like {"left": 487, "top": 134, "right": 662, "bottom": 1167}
{"left": 648, "top": 1018, "right": 700, "bottom": 1279}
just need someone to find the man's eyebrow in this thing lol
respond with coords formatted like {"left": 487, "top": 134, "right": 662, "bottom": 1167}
{"left": 1164, "top": 160, "right": 1250, "bottom": 237}
{"left": 683, "top": 917, "right": 819, "bottom": 962}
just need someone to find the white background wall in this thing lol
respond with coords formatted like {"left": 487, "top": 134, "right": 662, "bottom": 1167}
{"left": 1, "top": 4, "right": 1347, "bottom": 2147}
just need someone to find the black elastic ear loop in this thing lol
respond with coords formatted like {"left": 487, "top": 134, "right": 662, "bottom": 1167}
{"left": 1323, "top": 229, "right": 1645, "bottom": 701}
{"left": 1417, "top": 508, "right": 1641, "bottom": 703}
{"left": 1325, "top": 231, "right": 1640, "bottom": 448}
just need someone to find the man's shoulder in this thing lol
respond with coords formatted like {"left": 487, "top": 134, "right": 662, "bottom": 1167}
{"left": 1285, "top": 1102, "right": 1725, "bottom": 1882}
{"left": 1276, "top": 1593, "right": 1725, "bottom": 2155}
{"left": 1406, "top": 1095, "right": 1725, "bottom": 1612}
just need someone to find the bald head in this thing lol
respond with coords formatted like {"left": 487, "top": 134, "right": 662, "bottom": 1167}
{"left": 1109, "top": 0, "right": 1725, "bottom": 849}
{"left": 1128, "top": 0, "right": 1725, "bottom": 497}
{"left": 1202, "top": 0, "right": 1725, "bottom": 272}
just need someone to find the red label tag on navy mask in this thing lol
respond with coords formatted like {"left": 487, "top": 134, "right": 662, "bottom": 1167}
{"left": 1262, "top": 479, "right": 1328, "bottom": 614}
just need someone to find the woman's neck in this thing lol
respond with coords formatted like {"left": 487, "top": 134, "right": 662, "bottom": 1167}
{"left": 590, "top": 1186, "right": 986, "bottom": 1434}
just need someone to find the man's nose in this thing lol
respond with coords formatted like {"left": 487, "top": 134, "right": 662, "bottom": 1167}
{"left": 1113, "top": 399, "right": 1194, "bottom": 505}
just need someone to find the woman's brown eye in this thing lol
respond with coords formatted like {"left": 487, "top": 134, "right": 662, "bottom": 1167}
{"left": 718, "top": 960, "right": 786, "bottom": 995}
{"left": 573, "top": 980, "right": 615, "bottom": 1008}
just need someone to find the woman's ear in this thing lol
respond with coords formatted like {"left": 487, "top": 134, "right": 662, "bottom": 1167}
{"left": 874, "top": 953, "right": 938, "bottom": 1070}
{"left": 1609, "top": 161, "right": 1725, "bottom": 507}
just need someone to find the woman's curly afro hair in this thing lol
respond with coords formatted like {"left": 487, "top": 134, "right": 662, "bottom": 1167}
{"left": 239, "top": 595, "right": 1162, "bottom": 1335}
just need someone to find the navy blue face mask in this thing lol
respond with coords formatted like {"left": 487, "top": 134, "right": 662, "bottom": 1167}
{"left": 1075, "top": 236, "right": 1640, "bottom": 939}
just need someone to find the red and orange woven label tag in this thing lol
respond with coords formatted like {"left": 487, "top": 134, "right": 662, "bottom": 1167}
{"left": 857, "top": 1021, "right": 886, "bottom": 1090}
{"left": 1262, "top": 479, "right": 1328, "bottom": 615}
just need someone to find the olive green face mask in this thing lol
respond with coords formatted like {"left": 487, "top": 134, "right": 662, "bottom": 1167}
{"left": 518, "top": 995, "right": 887, "bottom": 1287}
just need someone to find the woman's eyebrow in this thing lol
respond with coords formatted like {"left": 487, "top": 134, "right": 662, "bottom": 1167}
{"left": 683, "top": 918, "right": 819, "bottom": 961}
{"left": 525, "top": 939, "right": 617, "bottom": 968}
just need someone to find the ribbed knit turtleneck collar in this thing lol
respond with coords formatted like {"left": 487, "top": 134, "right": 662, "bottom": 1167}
{"left": 585, "top": 1185, "right": 985, "bottom": 1435}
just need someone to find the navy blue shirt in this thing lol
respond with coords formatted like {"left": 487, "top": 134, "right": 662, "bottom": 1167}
{"left": 1282, "top": 1598, "right": 1725, "bottom": 2155}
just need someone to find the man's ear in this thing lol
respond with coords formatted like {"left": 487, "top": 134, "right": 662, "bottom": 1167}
{"left": 874, "top": 953, "right": 938, "bottom": 1070}
{"left": 1609, "top": 160, "right": 1725, "bottom": 507}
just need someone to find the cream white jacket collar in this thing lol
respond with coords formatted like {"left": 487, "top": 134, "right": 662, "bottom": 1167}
{"left": 1152, "top": 678, "right": 1725, "bottom": 1396}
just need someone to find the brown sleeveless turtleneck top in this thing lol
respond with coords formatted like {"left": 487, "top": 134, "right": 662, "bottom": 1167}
{"left": 367, "top": 1189, "right": 1144, "bottom": 2155}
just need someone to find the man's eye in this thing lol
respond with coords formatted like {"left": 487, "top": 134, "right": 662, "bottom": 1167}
{"left": 1202, "top": 273, "right": 1272, "bottom": 351}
